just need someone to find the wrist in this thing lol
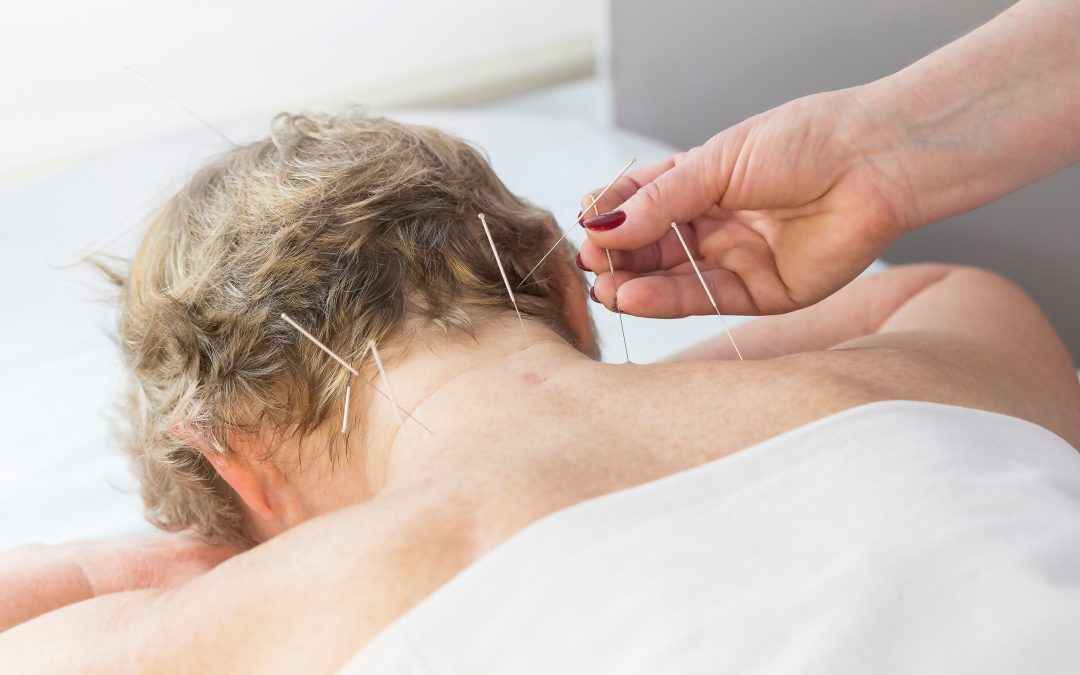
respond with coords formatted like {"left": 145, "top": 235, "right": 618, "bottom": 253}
{"left": 837, "top": 83, "right": 927, "bottom": 233}
{"left": 852, "top": 72, "right": 1013, "bottom": 231}
{"left": 848, "top": 0, "right": 1080, "bottom": 229}
{"left": 75, "top": 541, "right": 156, "bottom": 596}
{"left": 0, "top": 543, "right": 97, "bottom": 631}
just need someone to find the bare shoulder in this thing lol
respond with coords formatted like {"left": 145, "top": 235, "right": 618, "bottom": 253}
{"left": 827, "top": 267, "right": 1080, "bottom": 448}
{"left": 0, "top": 480, "right": 483, "bottom": 674}
{"left": 182, "top": 480, "right": 482, "bottom": 673}
{"left": 658, "top": 266, "right": 1080, "bottom": 455}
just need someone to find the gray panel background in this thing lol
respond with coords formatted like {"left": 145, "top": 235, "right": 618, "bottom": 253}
{"left": 609, "top": 0, "right": 1079, "bottom": 361}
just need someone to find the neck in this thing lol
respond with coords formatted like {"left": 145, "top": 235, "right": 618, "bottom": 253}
{"left": 358, "top": 314, "right": 597, "bottom": 495}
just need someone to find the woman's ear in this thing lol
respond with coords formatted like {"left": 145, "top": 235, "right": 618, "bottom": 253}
{"left": 539, "top": 218, "right": 597, "bottom": 358}
{"left": 170, "top": 423, "right": 305, "bottom": 539}
{"left": 557, "top": 254, "right": 598, "bottom": 357}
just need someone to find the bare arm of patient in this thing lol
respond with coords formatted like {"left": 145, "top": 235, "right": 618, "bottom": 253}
{"left": 0, "top": 534, "right": 239, "bottom": 632}
{"left": 665, "top": 265, "right": 961, "bottom": 360}
{"left": 670, "top": 264, "right": 1080, "bottom": 447}
{"left": 0, "top": 483, "right": 476, "bottom": 674}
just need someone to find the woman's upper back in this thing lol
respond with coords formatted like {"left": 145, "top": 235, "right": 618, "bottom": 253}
{"left": 178, "top": 332, "right": 1070, "bottom": 673}
{"left": 345, "top": 401, "right": 1080, "bottom": 675}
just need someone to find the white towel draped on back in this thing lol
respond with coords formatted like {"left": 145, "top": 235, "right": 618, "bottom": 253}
{"left": 340, "top": 401, "right": 1080, "bottom": 675}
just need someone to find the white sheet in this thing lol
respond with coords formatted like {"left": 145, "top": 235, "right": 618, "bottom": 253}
{"left": 341, "top": 401, "right": 1080, "bottom": 674}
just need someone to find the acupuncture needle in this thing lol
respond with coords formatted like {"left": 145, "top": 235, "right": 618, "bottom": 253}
{"left": 368, "top": 339, "right": 408, "bottom": 435}
{"left": 477, "top": 213, "right": 533, "bottom": 353}
{"left": 518, "top": 158, "right": 636, "bottom": 286}
{"left": 669, "top": 223, "right": 745, "bottom": 361}
{"left": 124, "top": 66, "right": 234, "bottom": 145}
{"left": 280, "top": 313, "right": 432, "bottom": 432}
{"left": 340, "top": 382, "right": 352, "bottom": 434}
{"left": 587, "top": 195, "right": 631, "bottom": 363}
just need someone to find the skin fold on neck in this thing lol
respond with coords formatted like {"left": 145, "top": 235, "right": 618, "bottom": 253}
{"left": 359, "top": 315, "right": 604, "bottom": 497}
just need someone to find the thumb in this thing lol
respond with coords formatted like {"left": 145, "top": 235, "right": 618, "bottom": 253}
{"left": 585, "top": 140, "right": 729, "bottom": 251}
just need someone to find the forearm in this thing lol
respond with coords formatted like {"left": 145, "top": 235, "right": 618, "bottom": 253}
{"left": 854, "top": 0, "right": 1080, "bottom": 228}
{"left": 0, "top": 534, "right": 236, "bottom": 633}
{"left": 0, "top": 544, "right": 94, "bottom": 632}
{"left": 0, "top": 496, "right": 455, "bottom": 674}
{"left": 667, "top": 265, "right": 954, "bottom": 361}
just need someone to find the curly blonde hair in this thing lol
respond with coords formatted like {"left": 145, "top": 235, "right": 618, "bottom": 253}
{"left": 100, "top": 112, "right": 580, "bottom": 547}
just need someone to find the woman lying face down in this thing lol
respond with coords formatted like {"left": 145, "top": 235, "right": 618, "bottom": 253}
{"left": 3, "top": 112, "right": 1079, "bottom": 672}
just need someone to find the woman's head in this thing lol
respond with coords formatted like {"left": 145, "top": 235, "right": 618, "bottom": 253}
{"left": 107, "top": 112, "right": 592, "bottom": 547}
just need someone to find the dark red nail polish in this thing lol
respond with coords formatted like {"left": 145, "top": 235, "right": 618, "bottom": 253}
{"left": 612, "top": 295, "right": 619, "bottom": 313}
{"left": 589, "top": 286, "right": 599, "bottom": 303}
{"left": 582, "top": 210, "right": 627, "bottom": 231}
{"left": 575, "top": 253, "right": 589, "bottom": 271}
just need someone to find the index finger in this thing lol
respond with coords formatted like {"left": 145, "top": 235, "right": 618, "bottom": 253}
{"left": 579, "top": 154, "right": 684, "bottom": 217}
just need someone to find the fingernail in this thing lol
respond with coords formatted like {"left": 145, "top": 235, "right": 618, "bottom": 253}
{"left": 575, "top": 252, "right": 589, "bottom": 271}
{"left": 589, "top": 286, "right": 599, "bottom": 303}
{"left": 612, "top": 294, "right": 619, "bottom": 313}
{"left": 576, "top": 194, "right": 598, "bottom": 225}
{"left": 581, "top": 210, "right": 626, "bottom": 231}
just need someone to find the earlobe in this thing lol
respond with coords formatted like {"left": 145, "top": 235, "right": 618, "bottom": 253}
{"left": 170, "top": 423, "right": 283, "bottom": 526}
{"left": 205, "top": 453, "right": 279, "bottom": 523}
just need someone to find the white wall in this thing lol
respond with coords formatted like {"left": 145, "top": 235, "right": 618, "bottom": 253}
{"left": 0, "top": 0, "right": 599, "bottom": 179}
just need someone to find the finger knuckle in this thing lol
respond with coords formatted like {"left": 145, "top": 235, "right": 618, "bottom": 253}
{"left": 635, "top": 180, "right": 667, "bottom": 215}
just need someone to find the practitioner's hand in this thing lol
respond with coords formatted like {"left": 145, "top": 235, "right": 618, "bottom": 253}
{"left": 578, "top": 89, "right": 913, "bottom": 317}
